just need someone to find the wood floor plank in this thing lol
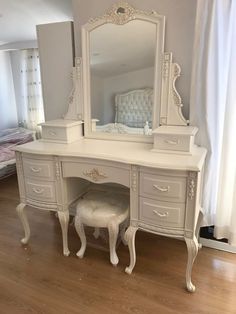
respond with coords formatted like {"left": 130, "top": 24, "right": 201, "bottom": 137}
{"left": 0, "top": 175, "right": 236, "bottom": 314}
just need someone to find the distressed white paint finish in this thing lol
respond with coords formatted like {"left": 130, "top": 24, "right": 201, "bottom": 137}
{"left": 64, "top": 57, "right": 84, "bottom": 121}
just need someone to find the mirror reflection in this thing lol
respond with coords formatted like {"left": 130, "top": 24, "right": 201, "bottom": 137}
{"left": 90, "top": 20, "right": 156, "bottom": 135}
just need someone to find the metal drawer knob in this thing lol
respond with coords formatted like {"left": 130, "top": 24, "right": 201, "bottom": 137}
{"left": 32, "top": 187, "right": 44, "bottom": 194}
{"left": 153, "top": 184, "right": 169, "bottom": 192}
{"left": 164, "top": 139, "right": 179, "bottom": 145}
{"left": 153, "top": 210, "right": 169, "bottom": 218}
{"left": 49, "top": 131, "right": 56, "bottom": 136}
{"left": 30, "top": 167, "right": 41, "bottom": 173}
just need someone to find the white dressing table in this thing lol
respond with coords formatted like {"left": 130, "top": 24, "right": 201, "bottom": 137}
{"left": 15, "top": 139, "right": 206, "bottom": 292}
{"left": 15, "top": 2, "right": 206, "bottom": 293}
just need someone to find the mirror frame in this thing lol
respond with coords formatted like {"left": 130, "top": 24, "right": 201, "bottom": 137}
{"left": 80, "top": 1, "right": 188, "bottom": 143}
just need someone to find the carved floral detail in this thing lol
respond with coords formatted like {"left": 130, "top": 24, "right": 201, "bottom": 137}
{"left": 172, "top": 63, "right": 182, "bottom": 107}
{"left": 188, "top": 172, "right": 197, "bottom": 200}
{"left": 64, "top": 57, "right": 83, "bottom": 120}
{"left": 15, "top": 152, "right": 22, "bottom": 172}
{"left": 162, "top": 53, "right": 171, "bottom": 79}
{"left": 104, "top": 123, "right": 128, "bottom": 134}
{"left": 83, "top": 168, "right": 108, "bottom": 182}
{"left": 89, "top": 1, "right": 160, "bottom": 25}
{"left": 131, "top": 165, "right": 138, "bottom": 192}
{"left": 55, "top": 162, "right": 61, "bottom": 180}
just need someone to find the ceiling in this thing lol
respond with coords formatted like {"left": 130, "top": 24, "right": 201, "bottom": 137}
{"left": 0, "top": 0, "right": 73, "bottom": 46}
{"left": 90, "top": 20, "right": 157, "bottom": 77}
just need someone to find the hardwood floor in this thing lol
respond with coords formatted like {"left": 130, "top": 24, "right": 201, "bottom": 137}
{"left": 0, "top": 175, "right": 236, "bottom": 314}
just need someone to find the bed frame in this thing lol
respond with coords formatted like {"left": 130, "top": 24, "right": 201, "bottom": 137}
{"left": 115, "top": 88, "right": 153, "bottom": 128}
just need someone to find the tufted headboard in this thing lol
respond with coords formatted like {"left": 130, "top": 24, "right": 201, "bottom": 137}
{"left": 115, "top": 88, "right": 153, "bottom": 128}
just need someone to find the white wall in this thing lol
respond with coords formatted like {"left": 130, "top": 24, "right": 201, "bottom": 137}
{"left": 0, "top": 51, "right": 18, "bottom": 130}
{"left": 91, "top": 74, "right": 104, "bottom": 123}
{"left": 37, "top": 21, "right": 75, "bottom": 121}
{"left": 72, "top": 0, "right": 197, "bottom": 120}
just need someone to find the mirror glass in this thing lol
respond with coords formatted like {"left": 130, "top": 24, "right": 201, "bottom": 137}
{"left": 89, "top": 20, "right": 157, "bottom": 135}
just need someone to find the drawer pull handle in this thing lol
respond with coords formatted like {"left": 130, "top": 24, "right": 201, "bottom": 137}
{"left": 49, "top": 131, "right": 56, "bottom": 136}
{"left": 164, "top": 139, "right": 179, "bottom": 145}
{"left": 153, "top": 210, "right": 169, "bottom": 218}
{"left": 153, "top": 185, "right": 169, "bottom": 192}
{"left": 30, "top": 167, "right": 41, "bottom": 173}
{"left": 32, "top": 187, "right": 44, "bottom": 194}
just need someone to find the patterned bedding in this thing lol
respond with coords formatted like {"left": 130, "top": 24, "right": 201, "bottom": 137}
{"left": 0, "top": 128, "right": 35, "bottom": 178}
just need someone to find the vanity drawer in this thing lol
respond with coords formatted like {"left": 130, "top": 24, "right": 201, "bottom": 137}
{"left": 152, "top": 126, "right": 198, "bottom": 153}
{"left": 139, "top": 197, "right": 185, "bottom": 228}
{"left": 23, "top": 158, "right": 54, "bottom": 180}
{"left": 140, "top": 172, "right": 186, "bottom": 202}
{"left": 25, "top": 179, "right": 56, "bottom": 202}
{"left": 154, "top": 134, "right": 192, "bottom": 152}
{"left": 42, "top": 126, "right": 66, "bottom": 141}
{"left": 62, "top": 161, "right": 130, "bottom": 187}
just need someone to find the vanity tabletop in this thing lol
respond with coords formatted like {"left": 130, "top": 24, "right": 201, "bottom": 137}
{"left": 15, "top": 138, "right": 207, "bottom": 172}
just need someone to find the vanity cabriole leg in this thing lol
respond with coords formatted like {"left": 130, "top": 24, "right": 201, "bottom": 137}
{"left": 196, "top": 211, "right": 204, "bottom": 249}
{"left": 185, "top": 236, "right": 198, "bottom": 292}
{"left": 16, "top": 203, "right": 30, "bottom": 244}
{"left": 58, "top": 210, "right": 70, "bottom": 256}
{"left": 124, "top": 226, "right": 138, "bottom": 274}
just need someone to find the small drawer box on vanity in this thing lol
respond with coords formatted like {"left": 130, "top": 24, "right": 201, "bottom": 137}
{"left": 152, "top": 126, "right": 198, "bottom": 154}
{"left": 40, "top": 119, "right": 83, "bottom": 143}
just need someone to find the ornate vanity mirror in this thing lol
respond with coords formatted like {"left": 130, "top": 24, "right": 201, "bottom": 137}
{"left": 81, "top": 1, "right": 188, "bottom": 142}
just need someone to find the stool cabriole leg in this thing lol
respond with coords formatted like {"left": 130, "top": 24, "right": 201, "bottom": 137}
{"left": 75, "top": 216, "right": 87, "bottom": 258}
{"left": 108, "top": 220, "right": 119, "bottom": 266}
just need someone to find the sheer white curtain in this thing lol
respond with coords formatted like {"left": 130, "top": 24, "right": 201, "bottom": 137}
{"left": 20, "top": 49, "right": 44, "bottom": 136}
{"left": 190, "top": 0, "right": 236, "bottom": 245}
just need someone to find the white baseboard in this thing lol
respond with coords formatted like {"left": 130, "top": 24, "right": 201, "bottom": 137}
{"left": 200, "top": 237, "right": 236, "bottom": 254}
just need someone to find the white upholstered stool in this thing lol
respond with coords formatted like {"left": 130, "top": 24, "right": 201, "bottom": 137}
{"left": 75, "top": 189, "right": 129, "bottom": 265}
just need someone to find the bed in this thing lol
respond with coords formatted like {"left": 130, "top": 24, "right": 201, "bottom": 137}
{"left": 96, "top": 88, "right": 153, "bottom": 135}
{"left": 0, "top": 128, "right": 35, "bottom": 179}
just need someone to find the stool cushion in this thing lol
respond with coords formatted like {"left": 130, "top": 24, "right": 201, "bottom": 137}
{"left": 76, "top": 190, "right": 129, "bottom": 228}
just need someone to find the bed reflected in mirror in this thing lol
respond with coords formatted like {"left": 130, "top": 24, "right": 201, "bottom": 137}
{"left": 89, "top": 20, "right": 156, "bottom": 135}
